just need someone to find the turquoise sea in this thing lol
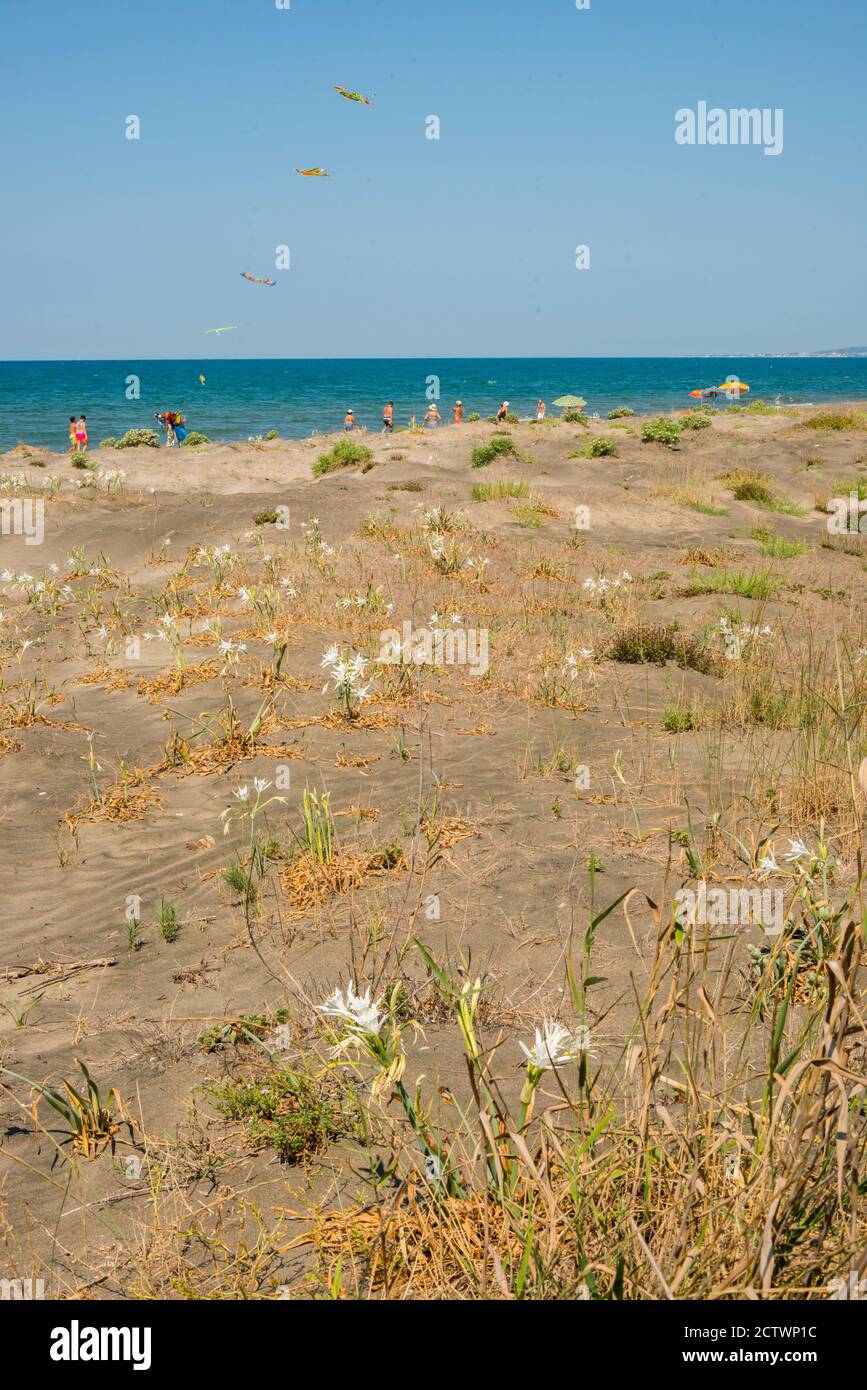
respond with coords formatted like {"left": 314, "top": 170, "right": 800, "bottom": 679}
{"left": 1, "top": 358, "right": 866, "bottom": 452}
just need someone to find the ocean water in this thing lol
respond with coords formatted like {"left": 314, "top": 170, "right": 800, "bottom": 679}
{"left": 1, "top": 358, "right": 866, "bottom": 452}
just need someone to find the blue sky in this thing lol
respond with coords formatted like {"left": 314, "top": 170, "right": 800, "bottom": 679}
{"left": 1, "top": 0, "right": 864, "bottom": 358}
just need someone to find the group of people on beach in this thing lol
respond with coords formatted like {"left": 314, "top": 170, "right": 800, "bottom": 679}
{"left": 342, "top": 399, "right": 548, "bottom": 433}
{"left": 68, "top": 397, "right": 551, "bottom": 451}
{"left": 68, "top": 415, "right": 88, "bottom": 451}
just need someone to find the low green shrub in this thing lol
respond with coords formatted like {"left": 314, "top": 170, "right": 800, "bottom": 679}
{"left": 641, "top": 417, "right": 682, "bottom": 447}
{"left": 210, "top": 1069, "right": 343, "bottom": 1162}
{"left": 604, "top": 622, "right": 715, "bottom": 674}
{"left": 313, "top": 438, "right": 373, "bottom": 476}
{"left": 116, "top": 428, "right": 161, "bottom": 449}
{"left": 588, "top": 435, "right": 616, "bottom": 456}
{"left": 470, "top": 435, "right": 518, "bottom": 469}
{"left": 803, "top": 411, "right": 858, "bottom": 431}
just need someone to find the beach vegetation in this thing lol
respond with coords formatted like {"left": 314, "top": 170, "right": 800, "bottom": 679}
{"left": 156, "top": 898, "right": 180, "bottom": 943}
{"left": 680, "top": 567, "right": 781, "bottom": 600}
{"left": 750, "top": 526, "right": 806, "bottom": 559}
{"left": 680, "top": 412, "right": 712, "bottom": 430}
{"left": 0, "top": 1059, "right": 125, "bottom": 1159}
{"left": 607, "top": 406, "right": 635, "bottom": 419}
{"left": 471, "top": 479, "right": 529, "bottom": 501}
{"left": 313, "top": 439, "right": 373, "bottom": 476}
{"left": 471, "top": 435, "right": 518, "bottom": 468}
{"left": 724, "top": 468, "right": 774, "bottom": 503}
{"left": 678, "top": 493, "right": 727, "bottom": 515}
{"left": 209, "top": 1068, "right": 344, "bottom": 1163}
{"left": 724, "top": 468, "right": 806, "bottom": 515}
{"left": 115, "top": 428, "right": 161, "bottom": 448}
{"left": 803, "top": 411, "right": 858, "bottom": 431}
{"left": 70, "top": 452, "right": 92, "bottom": 469}
{"left": 571, "top": 436, "right": 616, "bottom": 458}
{"left": 183, "top": 431, "right": 210, "bottom": 447}
{"left": 661, "top": 695, "right": 703, "bottom": 732}
{"left": 604, "top": 622, "right": 715, "bottom": 673}
{"left": 197, "top": 1011, "right": 289, "bottom": 1054}
{"left": 513, "top": 502, "right": 546, "bottom": 528}
{"left": 641, "top": 417, "right": 682, "bottom": 447}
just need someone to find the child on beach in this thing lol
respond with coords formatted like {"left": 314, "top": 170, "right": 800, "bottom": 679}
{"left": 453, "top": 401, "right": 464, "bottom": 423}
{"left": 69, "top": 416, "right": 77, "bottom": 450}
{"left": 344, "top": 409, "right": 356, "bottom": 431}
{"left": 75, "top": 415, "right": 88, "bottom": 451}
{"left": 424, "top": 403, "right": 442, "bottom": 428}
{"left": 381, "top": 402, "right": 394, "bottom": 433}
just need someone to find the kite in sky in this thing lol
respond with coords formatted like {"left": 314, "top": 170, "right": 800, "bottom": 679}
{"left": 294, "top": 167, "right": 330, "bottom": 177}
{"left": 206, "top": 326, "right": 237, "bottom": 335}
{"left": 241, "top": 272, "right": 277, "bottom": 286}
{"left": 335, "top": 85, "right": 373, "bottom": 105}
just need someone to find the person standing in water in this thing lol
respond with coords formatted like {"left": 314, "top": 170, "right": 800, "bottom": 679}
{"left": 535, "top": 399, "right": 546, "bottom": 421}
{"left": 424, "top": 402, "right": 442, "bottom": 428}
{"left": 75, "top": 415, "right": 88, "bottom": 451}
{"left": 381, "top": 401, "right": 394, "bottom": 433}
{"left": 453, "top": 400, "right": 464, "bottom": 423}
{"left": 68, "top": 416, "right": 77, "bottom": 451}
{"left": 344, "top": 409, "right": 356, "bottom": 431}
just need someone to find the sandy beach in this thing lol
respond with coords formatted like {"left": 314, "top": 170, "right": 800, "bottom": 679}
{"left": 1, "top": 403, "right": 865, "bottom": 1298}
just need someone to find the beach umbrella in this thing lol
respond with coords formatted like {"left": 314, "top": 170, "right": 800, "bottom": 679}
{"left": 717, "top": 381, "right": 750, "bottom": 392}
{"left": 553, "top": 395, "right": 586, "bottom": 407}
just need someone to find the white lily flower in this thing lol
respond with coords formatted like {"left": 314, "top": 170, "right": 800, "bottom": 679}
{"left": 318, "top": 981, "right": 384, "bottom": 1036}
{"left": 784, "top": 838, "right": 809, "bottom": 863}
{"left": 519, "top": 1019, "right": 584, "bottom": 1072}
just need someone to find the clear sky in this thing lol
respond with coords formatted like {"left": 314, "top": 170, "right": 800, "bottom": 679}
{"left": 1, "top": 0, "right": 864, "bottom": 359}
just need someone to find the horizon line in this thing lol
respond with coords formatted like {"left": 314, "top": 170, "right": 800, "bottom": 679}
{"left": 1, "top": 353, "right": 860, "bottom": 365}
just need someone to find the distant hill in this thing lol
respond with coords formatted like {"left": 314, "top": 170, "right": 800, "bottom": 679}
{"left": 807, "top": 347, "right": 867, "bottom": 357}
{"left": 731, "top": 347, "right": 867, "bottom": 358}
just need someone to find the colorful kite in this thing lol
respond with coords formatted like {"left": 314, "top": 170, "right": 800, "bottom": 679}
{"left": 294, "top": 167, "right": 330, "bottom": 177}
{"left": 206, "top": 326, "right": 237, "bottom": 335}
{"left": 241, "top": 272, "right": 277, "bottom": 286}
{"left": 335, "top": 85, "right": 373, "bottom": 105}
